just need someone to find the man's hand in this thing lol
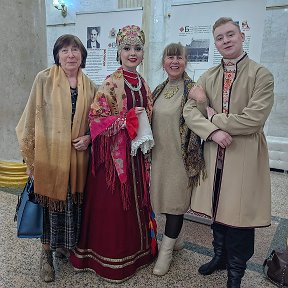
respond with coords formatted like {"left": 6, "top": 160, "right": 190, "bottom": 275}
{"left": 210, "top": 130, "right": 232, "bottom": 148}
{"left": 207, "top": 106, "right": 217, "bottom": 121}
{"left": 188, "top": 85, "right": 207, "bottom": 103}
{"left": 72, "top": 135, "right": 91, "bottom": 151}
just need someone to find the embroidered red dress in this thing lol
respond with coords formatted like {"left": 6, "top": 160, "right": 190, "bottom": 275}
{"left": 70, "top": 68, "right": 156, "bottom": 282}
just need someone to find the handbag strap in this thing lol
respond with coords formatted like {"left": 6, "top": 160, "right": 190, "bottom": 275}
{"left": 280, "top": 265, "right": 288, "bottom": 287}
{"left": 263, "top": 250, "right": 275, "bottom": 268}
{"left": 263, "top": 250, "right": 288, "bottom": 287}
{"left": 14, "top": 177, "right": 34, "bottom": 222}
{"left": 263, "top": 250, "right": 274, "bottom": 282}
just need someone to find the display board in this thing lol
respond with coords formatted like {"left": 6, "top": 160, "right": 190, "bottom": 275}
{"left": 168, "top": 0, "right": 266, "bottom": 81}
{"left": 76, "top": 8, "right": 142, "bottom": 85}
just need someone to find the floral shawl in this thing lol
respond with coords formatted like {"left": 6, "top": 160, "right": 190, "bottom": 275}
{"left": 89, "top": 68, "right": 153, "bottom": 210}
{"left": 152, "top": 71, "right": 206, "bottom": 188}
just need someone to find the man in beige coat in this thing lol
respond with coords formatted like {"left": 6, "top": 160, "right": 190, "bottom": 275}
{"left": 183, "top": 17, "right": 274, "bottom": 288}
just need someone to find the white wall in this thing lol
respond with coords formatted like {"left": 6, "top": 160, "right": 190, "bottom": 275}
{"left": 45, "top": 0, "right": 118, "bottom": 66}
{"left": 45, "top": 0, "right": 288, "bottom": 140}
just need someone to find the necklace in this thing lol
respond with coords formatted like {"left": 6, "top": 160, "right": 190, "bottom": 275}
{"left": 123, "top": 73, "right": 138, "bottom": 80}
{"left": 163, "top": 85, "right": 179, "bottom": 99}
{"left": 124, "top": 75, "right": 142, "bottom": 92}
{"left": 131, "top": 89, "right": 143, "bottom": 107}
{"left": 122, "top": 68, "right": 138, "bottom": 80}
{"left": 124, "top": 75, "right": 143, "bottom": 107}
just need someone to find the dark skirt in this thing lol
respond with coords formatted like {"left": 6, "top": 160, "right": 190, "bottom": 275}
{"left": 70, "top": 154, "right": 155, "bottom": 282}
{"left": 41, "top": 189, "right": 82, "bottom": 251}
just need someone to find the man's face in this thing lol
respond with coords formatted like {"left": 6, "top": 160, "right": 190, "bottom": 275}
{"left": 90, "top": 29, "right": 98, "bottom": 42}
{"left": 213, "top": 22, "right": 244, "bottom": 59}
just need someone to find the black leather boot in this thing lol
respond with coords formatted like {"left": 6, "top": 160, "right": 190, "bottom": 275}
{"left": 226, "top": 255, "right": 246, "bottom": 288}
{"left": 198, "top": 224, "right": 227, "bottom": 275}
{"left": 226, "top": 227, "right": 255, "bottom": 288}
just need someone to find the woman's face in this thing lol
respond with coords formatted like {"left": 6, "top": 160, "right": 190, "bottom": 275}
{"left": 163, "top": 54, "right": 186, "bottom": 80}
{"left": 58, "top": 44, "right": 82, "bottom": 74}
{"left": 119, "top": 44, "right": 144, "bottom": 72}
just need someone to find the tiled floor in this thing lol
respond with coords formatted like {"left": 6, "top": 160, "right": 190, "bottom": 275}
{"left": 0, "top": 171, "right": 287, "bottom": 287}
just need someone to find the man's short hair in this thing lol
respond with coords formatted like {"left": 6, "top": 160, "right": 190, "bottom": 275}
{"left": 212, "top": 17, "right": 241, "bottom": 33}
{"left": 90, "top": 27, "right": 100, "bottom": 35}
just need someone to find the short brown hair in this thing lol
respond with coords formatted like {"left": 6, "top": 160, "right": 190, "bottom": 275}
{"left": 212, "top": 17, "right": 241, "bottom": 34}
{"left": 161, "top": 43, "right": 187, "bottom": 66}
{"left": 53, "top": 34, "right": 87, "bottom": 68}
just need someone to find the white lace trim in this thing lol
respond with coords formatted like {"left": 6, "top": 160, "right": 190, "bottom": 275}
{"left": 131, "top": 111, "right": 154, "bottom": 156}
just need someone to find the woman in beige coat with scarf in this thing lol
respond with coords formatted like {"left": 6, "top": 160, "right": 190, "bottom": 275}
{"left": 16, "top": 34, "right": 97, "bottom": 282}
{"left": 151, "top": 43, "right": 205, "bottom": 276}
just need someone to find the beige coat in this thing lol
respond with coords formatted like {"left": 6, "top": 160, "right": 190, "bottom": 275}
{"left": 183, "top": 55, "right": 274, "bottom": 228}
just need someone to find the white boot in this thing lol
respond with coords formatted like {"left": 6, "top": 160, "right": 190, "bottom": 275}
{"left": 153, "top": 235, "right": 177, "bottom": 276}
{"left": 174, "top": 229, "right": 185, "bottom": 251}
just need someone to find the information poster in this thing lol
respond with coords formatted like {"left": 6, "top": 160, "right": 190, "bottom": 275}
{"left": 76, "top": 9, "right": 142, "bottom": 85}
{"left": 168, "top": 0, "right": 266, "bottom": 81}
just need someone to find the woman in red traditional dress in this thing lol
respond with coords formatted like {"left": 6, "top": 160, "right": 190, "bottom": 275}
{"left": 70, "top": 25, "right": 157, "bottom": 283}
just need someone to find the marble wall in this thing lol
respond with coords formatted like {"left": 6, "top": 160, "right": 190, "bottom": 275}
{"left": 261, "top": 3, "right": 288, "bottom": 137}
{"left": 0, "top": 1, "right": 47, "bottom": 161}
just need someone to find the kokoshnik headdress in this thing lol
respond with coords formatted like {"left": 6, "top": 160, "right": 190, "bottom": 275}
{"left": 116, "top": 25, "right": 145, "bottom": 51}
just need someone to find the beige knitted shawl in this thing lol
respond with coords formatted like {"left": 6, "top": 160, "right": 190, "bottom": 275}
{"left": 16, "top": 65, "right": 96, "bottom": 210}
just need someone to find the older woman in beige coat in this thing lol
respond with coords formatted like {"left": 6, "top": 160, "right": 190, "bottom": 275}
{"left": 16, "top": 35, "right": 96, "bottom": 282}
{"left": 151, "top": 43, "right": 205, "bottom": 276}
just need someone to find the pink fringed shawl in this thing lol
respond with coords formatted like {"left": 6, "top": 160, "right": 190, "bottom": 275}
{"left": 89, "top": 69, "right": 153, "bottom": 210}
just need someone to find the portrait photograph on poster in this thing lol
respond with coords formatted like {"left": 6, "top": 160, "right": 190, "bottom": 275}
{"left": 87, "top": 26, "right": 101, "bottom": 49}
{"left": 76, "top": 9, "right": 142, "bottom": 85}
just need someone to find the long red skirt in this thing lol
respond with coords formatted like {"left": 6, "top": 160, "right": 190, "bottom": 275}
{"left": 70, "top": 157, "right": 155, "bottom": 282}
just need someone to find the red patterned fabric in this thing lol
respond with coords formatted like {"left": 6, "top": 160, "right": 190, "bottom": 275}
{"left": 89, "top": 92, "right": 128, "bottom": 189}
{"left": 216, "top": 59, "right": 237, "bottom": 169}
{"left": 70, "top": 157, "right": 155, "bottom": 282}
{"left": 222, "top": 60, "right": 236, "bottom": 115}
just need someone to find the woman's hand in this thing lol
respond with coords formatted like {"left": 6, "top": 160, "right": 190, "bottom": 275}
{"left": 188, "top": 85, "right": 207, "bottom": 103}
{"left": 135, "top": 107, "right": 145, "bottom": 115}
{"left": 72, "top": 135, "right": 91, "bottom": 151}
{"left": 26, "top": 167, "right": 33, "bottom": 178}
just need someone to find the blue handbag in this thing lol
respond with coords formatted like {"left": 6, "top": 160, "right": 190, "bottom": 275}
{"left": 14, "top": 177, "right": 43, "bottom": 238}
